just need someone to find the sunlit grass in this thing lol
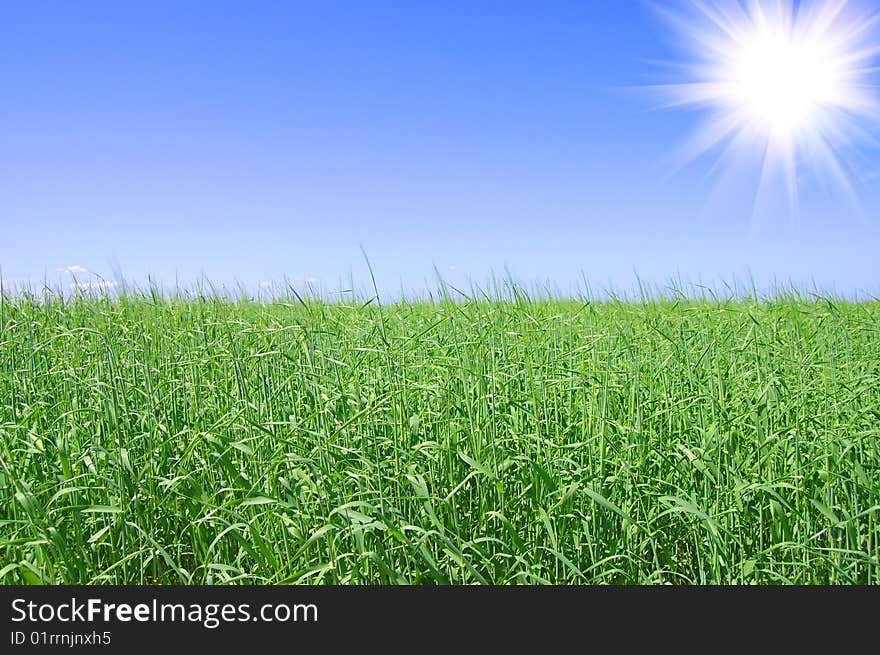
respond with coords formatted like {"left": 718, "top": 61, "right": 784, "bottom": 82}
{"left": 1, "top": 282, "right": 878, "bottom": 584}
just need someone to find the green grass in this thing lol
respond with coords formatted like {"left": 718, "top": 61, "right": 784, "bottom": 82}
{"left": 1, "top": 284, "right": 878, "bottom": 584}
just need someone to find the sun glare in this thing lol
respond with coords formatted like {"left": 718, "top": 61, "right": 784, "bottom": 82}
{"left": 651, "top": 0, "right": 880, "bottom": 214}
{"left": 732, "top": 35, "right": 835, "bottom": 133}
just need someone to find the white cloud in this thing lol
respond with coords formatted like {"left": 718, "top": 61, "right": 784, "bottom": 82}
{"left": 57, "top": 265, "right": 90, "bottom": 274}
{"left": 71, "top": 281, "right": 116, "bottom": 291}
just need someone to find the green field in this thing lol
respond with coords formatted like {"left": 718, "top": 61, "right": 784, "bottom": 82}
{"left": 1, "top": 286, "right": 878, "bottom": 584}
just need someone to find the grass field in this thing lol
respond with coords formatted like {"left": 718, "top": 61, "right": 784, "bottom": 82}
{"left": 1, "top": 284, "right": 878, "bottom": 584}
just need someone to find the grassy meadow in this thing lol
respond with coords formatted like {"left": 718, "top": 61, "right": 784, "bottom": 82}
{"left": 1, "top": 284, "right": 878, "bottom": 584}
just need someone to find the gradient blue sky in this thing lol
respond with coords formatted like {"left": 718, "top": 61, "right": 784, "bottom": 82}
{"left": 3, "top": 1, "right": 879, "bottom": 297}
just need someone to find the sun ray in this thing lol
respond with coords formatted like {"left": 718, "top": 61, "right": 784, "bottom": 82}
{"left": 646, "top": 0, "right": 880, "bottom": 220}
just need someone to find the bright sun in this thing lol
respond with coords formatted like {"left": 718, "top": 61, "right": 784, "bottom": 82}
{"left": 652, "top": 0, "right": 879, "bottom": 213}
{"left": 732, "top": 34, "right": 835, "bottom": 133}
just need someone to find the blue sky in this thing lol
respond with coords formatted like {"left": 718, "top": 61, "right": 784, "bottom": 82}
{"left": 2, "top": 1, "right": 879, "bottom": 297}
